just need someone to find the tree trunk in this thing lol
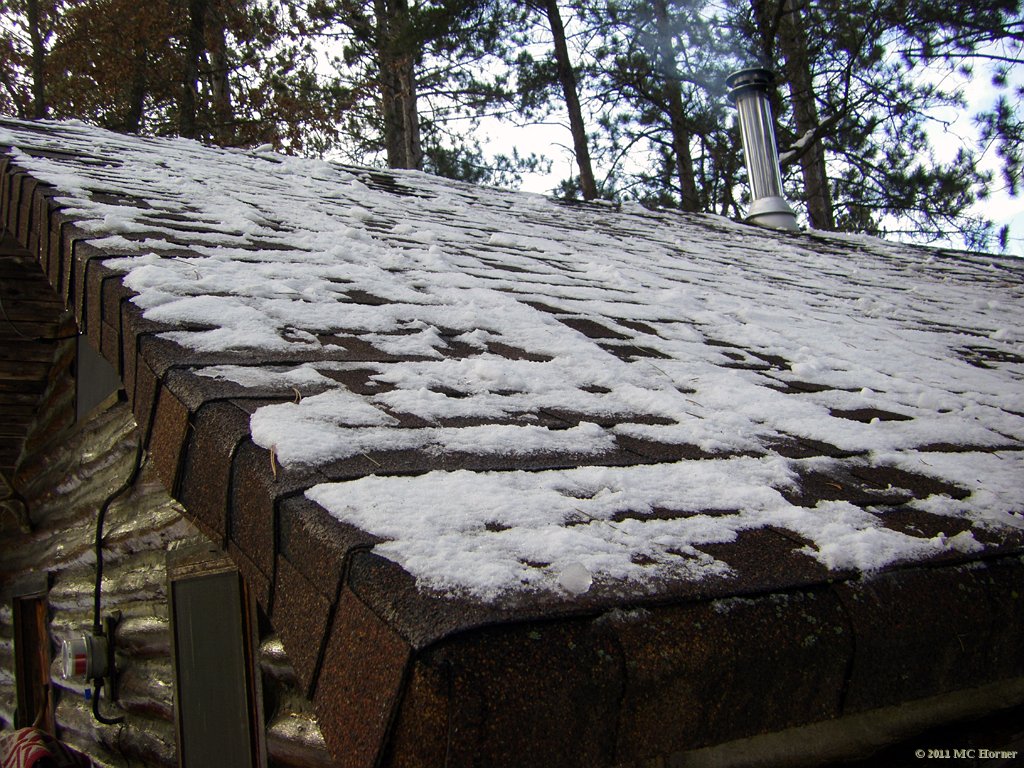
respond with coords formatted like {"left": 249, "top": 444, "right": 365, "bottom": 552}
{"left": 652, "top": 0, "right": 699, "bottom": 212}
{"left": 208, "top": 5, "right": 234, "bottom": 145}
{"left": 543, "top": 0, "right": 597, "bottom": 200}
{"left": 375, "top": 8, "right": 406, "bottom": 169}
{"left": 123, "top": 46, "right": 147, "bottom": 133}
{"left": 26, "top": 0, "right": 47, "bottom": 118}
{"left": 180, "top": 0, "right": 208, "bottom": 139}
{"left": 396, "top": 53, "right": 422, "bottom": 169}
{"left": 374, "top": 0, "right": 422, "bottom": 170}
{"left": 752, "top": 0, "right": 836, "bottom": 230}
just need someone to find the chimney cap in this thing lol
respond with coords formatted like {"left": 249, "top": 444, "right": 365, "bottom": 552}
{"left": 726, "top": 67, "right": 775, "bottom": 98}
{"left": 725, "top": 66, "right": 800, "bottom": 232}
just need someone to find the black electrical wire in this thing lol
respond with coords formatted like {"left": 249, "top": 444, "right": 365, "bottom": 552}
{"left": 93, "top": 438, "right": 144, "bottom": 633}
{"left": 91, "top": 437, "right": 145, "bottom": 726}
{"left": 92, "top": 681, "right": 124, "bottom": 726}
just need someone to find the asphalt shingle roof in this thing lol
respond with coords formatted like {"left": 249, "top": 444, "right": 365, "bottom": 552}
{"left": 2, "top": 117, "right": 1022, "bottom": 765}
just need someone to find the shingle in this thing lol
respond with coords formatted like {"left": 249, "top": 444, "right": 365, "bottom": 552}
{"left": 179, "top": 400, "right": 251, "bottom": 545}
{"left": 314, "top": 583, "right": 411, "bottom": 768}
{"left": 277, "top": 495, "right": 380, "bottom": 598}
{"left": 834, "top": 563, "right": 1022, "bottom": 713}
{"left": 271, "top": 555, "right": 334, "bottom": 698}
{"left": 413, "top": 617, "right": 622, "bottom": 767}
{"left": 2, "top": 116, "right": 1023, "bottom": 767}
{"left": 228, "top": 539, "right": 273, "bottom": 613}
{"left": 610, "top": 590, "right": 851, "bottom": 758}
{"left": 148, "top": 385, "right": 190, "bottom": 495}
{"left": 228, "top": 440, "right": 289, "bottom": 579}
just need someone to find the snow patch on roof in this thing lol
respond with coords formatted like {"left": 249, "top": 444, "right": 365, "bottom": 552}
{"left": 306, "top": 456, "right": 990, "bottom": 598}
{"left": 3, "top": 118, "right": 1022, "bottom": 599}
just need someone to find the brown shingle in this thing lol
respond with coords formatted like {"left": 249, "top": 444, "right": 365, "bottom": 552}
{"left": 2, "top": 117, "right": 1023, "bottom": 768}
{"left": 415, "top": 618, "right": 622, "bottom": 767}
{"left": 835, "top": 562, "right": 1022, "bottom": 712}
{"left": 271, "top": 554, "right": 335, "bottom": 697}
{"left": 315, "top": 583, "right": 411, "bottom": 768}
{"left": 148, "top": 385, "right": 190, "bottom": 494}
{"left": 611, "top": 591, "right": 852, "bottom": 758}
{"left": 277, "top": 495, "right": 380, "bottom": 598}
{"left": 179, "top": 400, "right": 251, "bottom": 544}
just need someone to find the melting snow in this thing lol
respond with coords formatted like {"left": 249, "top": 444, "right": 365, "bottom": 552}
{"left": 2, "top": 118, "right": 1022, "bottom": 599}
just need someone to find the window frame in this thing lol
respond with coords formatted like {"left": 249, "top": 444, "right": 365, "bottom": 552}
{"left": 74, "top": 333, "right": 120, "bottom": 423}
{"left": 8, "top": 572, "right": 54, "bottom": 733}
{"left": 167, "top": 543, "right": 266, "bottom": 768}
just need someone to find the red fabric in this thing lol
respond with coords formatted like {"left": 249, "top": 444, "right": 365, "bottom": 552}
{"left": 0, "top": 729, "right": 91, "bottom": 768}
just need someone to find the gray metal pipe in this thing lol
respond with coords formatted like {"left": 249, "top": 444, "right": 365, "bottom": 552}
{"left": 726, "top": 68, "right": 800, "bottom": 231}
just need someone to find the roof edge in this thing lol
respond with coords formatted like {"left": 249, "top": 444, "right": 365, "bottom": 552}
{"left": 671, "top": 676, "right": 1024, "bottom": 768}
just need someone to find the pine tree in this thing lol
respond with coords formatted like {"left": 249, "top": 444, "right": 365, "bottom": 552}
{"left": 0, "top": 0, "right": 67, "bottom": 119}
{"left": 749, "top": 0, "right": 836, "bottom": 230}
{"left": 889, "top": 0, "right": 1023, "bottom": 224}
{"left": 25, "top": 0, "right": 48, "bottom": 117}
{"left": 0, "top": 0, "right": 350, "bottom": 152}
{"left": 576, "top": 0, "right": 740, "bottom": 212}
{"left": 536, "top": 0, "right": 598, "bottom": 199}
{"left": 44, "top": 0, "right": 185, "bottom": 133}
{"left": 311, "top": 0, "right": 540, "bottom": 181}
{"left": 733, "top": 0, "right": 1022, "bottom": 248}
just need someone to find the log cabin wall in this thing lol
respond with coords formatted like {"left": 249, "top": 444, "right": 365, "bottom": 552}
{"left": 0, "top": 230, "right": 333, "bottom": 767}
